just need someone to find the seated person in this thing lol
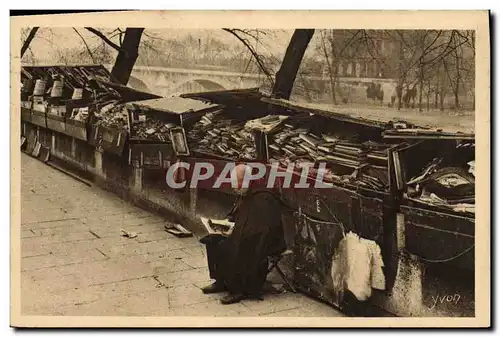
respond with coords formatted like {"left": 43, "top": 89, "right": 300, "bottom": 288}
{"left": 199, "top": 164, "right": 286, "bottom": 305}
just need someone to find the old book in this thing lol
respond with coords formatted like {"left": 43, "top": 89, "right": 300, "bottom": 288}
{"left": 200, "top": 216, "right": 235, "bottom": 236}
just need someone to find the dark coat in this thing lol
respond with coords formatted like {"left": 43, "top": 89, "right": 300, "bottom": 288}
{"left": 213, "top": 189, "right": 287, "bottom": 295}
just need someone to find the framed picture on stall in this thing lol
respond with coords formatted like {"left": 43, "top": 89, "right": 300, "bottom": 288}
{"left": 170, "top": 126, "right": 190, "bottom": 156}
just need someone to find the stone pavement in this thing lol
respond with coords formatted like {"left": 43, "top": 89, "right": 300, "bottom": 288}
{"left": 20, "top": 153, "right": 343, "bottom": 317}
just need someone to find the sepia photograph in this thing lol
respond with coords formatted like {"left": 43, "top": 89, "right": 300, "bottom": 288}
{"left": 10, "top": 10, "right": 490, "bottom": 328}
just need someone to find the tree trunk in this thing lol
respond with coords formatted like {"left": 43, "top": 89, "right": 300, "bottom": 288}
{"left": 328, "top": 63, "right": 338, "bottom": 105}
{"left": 302, "top": 77, "right": 313, "bottom": 102}
{"left": 320, "top": 34, "right": 337, "bottom": 105}
{"left": 440, "top": 90, "right": 445, "bottom": 111}
{"left": 330, "top": 74, "right": 337, "bottom": 104}
{"left": 454, "top": 81, "right": 460, "bottom": 110}
{"left": 417, "top": 57, "right": 424, "bottom": 112}
{"left": 110, "top": 28, "right": 144, "bottom": 85}
{"left": 434, "top": 77, "right": 439, "bottom": 109}
{"left": 272, "top": 29, "right": 315, "bottom": 100}
{"left": 21, "top": 27, "right": 39, "bottom": 58}
{"left": 454, "top": 56, "right": 461, "bottom": 110}
{"left": 397, "top": 81, "right": 403, "bottom": 110}
{"left": 418, "top": 79, "right": 423, "bottom": 112}
{"left": 426, "top": 81, "right": 431, "bottom": 111}
{"left": 452, "top": 34, "right": 461, "bottom": 111}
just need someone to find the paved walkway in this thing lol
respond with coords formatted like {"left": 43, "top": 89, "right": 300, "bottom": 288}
{"left": 20, "top": 153, "right": 343, "bottom": 317}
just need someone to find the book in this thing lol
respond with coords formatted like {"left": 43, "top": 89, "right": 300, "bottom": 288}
{"left": 164, "top": 224, "right": 193, "bottom": 238}
{"left": 200, "top": 216, "right": 235, "bottom": 236}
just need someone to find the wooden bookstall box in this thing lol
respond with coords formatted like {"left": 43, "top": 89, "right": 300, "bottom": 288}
{"left": 21, "top": 101, "right": 32, "bottom": 122}
{"left": 126, "top": 96, "right": 222, "bottom": 169}
{"left": 389, "top": 134, "right": 475, "bottom": 272}
{"left": 292, "top": 208, "right": 345, "bottom": 308}
{"left": 38, "top": 127, "right": 52, "bottom": 148}
{"left": 89, "top": 125, "right": 128, "bottom": 156}
{"left": 401, "top": 200, "right": 474, "bottom": 272}
{"left": 66, "top": 118, "right": 88, "bottom": 141}
{"left": 46, "top": 107, "right": 67, "bottom": 134}
{"left": 256, "top": 101, "right": 406, "bottom": 310}
{"left": 21, "top": 108, "right": 32, "bottom": 123}
{"left": 31, "top": 109, "right": 47, "bottom": 128}
{"left": 181, "top": 154, "right": 241, "bottom": 195}
{"left": 102, "top": 150, "right": 133, "bottom": 190}
{"left": 65, "top": 102, "right": 96, "bottom": 141}
{"left": 128, "top": 143, "right": 174, "bottom": 169}
{"left": 54, "top": 132, "right": 73, "bottom": 156}
{"left": 73, "top": 138, "right": 96, "bottom": 168}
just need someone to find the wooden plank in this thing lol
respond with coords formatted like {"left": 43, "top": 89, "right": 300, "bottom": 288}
{"left": 383, "top": 131, "right": 475, "bottom": 140}
{"left": 293, "top": 212, "right": 345, "bottom": 308}
{"left": 262, "top": 96, "right": 386, "bottom": 129}
{"left": 21, "top": 107, "right": 32, "bottom": 122}
{"left": 401, "top": 204, "right": 474, "bottom": 237}
{"left": 46, "top": 115, "right": 66, "bottom": 134}
{"left": 65, "top": 120, "right": 88, "bottom": 141}
{"left": 403, "top": 207, "right": 474, "bottom": 271}
{"left": 30, "top": 111, "right": 47, "bottom": 128}
{"left": 129, "top": 143, "right": 174, "bottom": 168}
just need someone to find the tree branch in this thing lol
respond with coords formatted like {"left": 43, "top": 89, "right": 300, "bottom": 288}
{"left": 222, "top": 28, "right": 273, "bottom": 84}
{"left": 21, "top": 27, "right": 39, "bottom": 58}
{"left": 230, "top": 29, "right": 261, "bottom": 41}
{"left": 420, "top": 32, "right": 469, "bottom": 70}
{"left": 84, "top": 27, "right": 122, "bottom": 52}
{"left": 119, "top": 28, "right": 124, "bottom": 46}
{"left": 336, "top": 30, "right": 363, "bottom": 58}
{"left": 73, "top": 28, "right": 96, "bottom": 64}
{"left": 422, "top": 30, "right": 442, "bottom": 54}
{"left": 143, "top": 31, "right": 169, "bottom": 41}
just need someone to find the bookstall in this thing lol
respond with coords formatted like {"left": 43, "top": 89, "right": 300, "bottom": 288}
{"left": 125, "top": 96, "right": 220, "bottom": 169}
{"left": 389, "top": 132, "right": 475, "bottom": 271}
{"left": 250, "top": 97, "right": 403, "bottom": 310}
{"left": 20, "top": 65, "right": 160, "bottom": 174}
{"left": 19, "top": 67, "right": 476, "bottom": 316}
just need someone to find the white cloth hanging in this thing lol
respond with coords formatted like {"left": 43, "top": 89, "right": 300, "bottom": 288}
{"left": 330, "top": 231, "right": 386, "bottom": 302}
{"left": 362, "top": 237, "right": 386, "bottom": 291}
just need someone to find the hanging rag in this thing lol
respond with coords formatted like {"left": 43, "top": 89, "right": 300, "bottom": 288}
{"left": 330, "top": 232, "right": 386, "bottom": 302}
{"left": 362, "top": 238, "right": 386, "bottom": 291}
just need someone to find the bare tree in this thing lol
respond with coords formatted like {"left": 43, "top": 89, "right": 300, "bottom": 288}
{"left": 73, "top": 28, "right": 96, "bottom": 64}
{"left": 84, "top": 27, "right": 144, "bottom": 85}
{"left": 272, "top": 29, "right": 315, "bottom": 100}
{"left": 318, "top": 30, "right": 364, "bottom": 105}
{"left": 21, "top": 27, "right": 39, "bottom": 58}
{"left": 110, "top": 28, "right": 144, "bottom": 85}
{"left": 372, "top": 29, "right": 474, "bottom": 111}
{"left": 222, "top": 28, "right": 274, "bottom": 85}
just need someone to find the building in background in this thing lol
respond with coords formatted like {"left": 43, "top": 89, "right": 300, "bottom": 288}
{"left": 328, "top": 29, "right": 401, "bottom": 80}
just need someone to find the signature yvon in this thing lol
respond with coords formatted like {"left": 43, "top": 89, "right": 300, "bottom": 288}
{"left": 430, "top": 294, "right": 461, "bottom": 309}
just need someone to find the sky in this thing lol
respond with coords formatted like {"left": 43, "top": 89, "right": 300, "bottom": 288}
{"left": 23, "top": 27, "right": 301, "bottom": 65}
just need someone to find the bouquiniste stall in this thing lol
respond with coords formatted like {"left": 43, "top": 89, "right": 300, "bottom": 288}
{"left": 21, "top": 65, "right": 160, "bottom": 171}
{"left": 19, "top": 65, "right": 476, "bottom": 318}
{"left": 177, "top": 89, "right": 476, "bottom": 317}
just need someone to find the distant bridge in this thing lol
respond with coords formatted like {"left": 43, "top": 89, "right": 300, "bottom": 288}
{"left": 104, "top": 65, "right": 399, "bottom": 103}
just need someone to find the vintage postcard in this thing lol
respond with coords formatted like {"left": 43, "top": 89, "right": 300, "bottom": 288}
{"left": 10, "top": 10, "right": 490, "bottom": 328}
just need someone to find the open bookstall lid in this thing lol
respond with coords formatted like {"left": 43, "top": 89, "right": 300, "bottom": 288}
{"left": 22, "top": 65, "right": 112, "bottom": 92}
{"left": 125, "top": 96, "right": 221, "bottom": 115}
{"left": 93, "top": 77, "right": 161, "bottom": 103}
{"left": 22, "top": 65, "right": 160, "bottom": 104}
{"left": 261, "top": 96, "right": 388, "bottom": 129}
{"left": 382, "top": 128, "right": 475, "bottom": 140}
{"left": 179, "top": 88, "right": 475, "bottom": 141}
{"left": 180, "top": 87, "right": 263, "bottom": 106}
{"left": 261, "top": 96, "right": 475, "bottom": 139}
